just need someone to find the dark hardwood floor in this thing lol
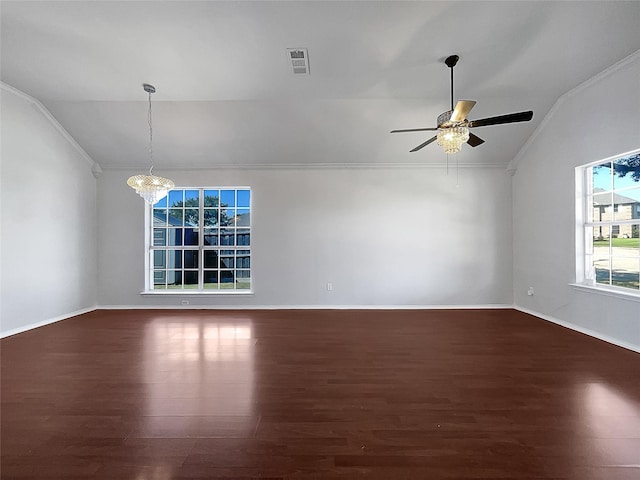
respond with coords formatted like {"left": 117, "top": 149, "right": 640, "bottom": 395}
{"left": 2, "top": 309, "right": 639, "bottom": 479}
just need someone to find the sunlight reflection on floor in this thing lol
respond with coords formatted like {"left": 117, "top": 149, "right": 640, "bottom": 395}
{"left": 580, "top": 381, "right": 640, "bottom": 467}
{"left": 143, "top": 317, "right": 256, "bottom": 418}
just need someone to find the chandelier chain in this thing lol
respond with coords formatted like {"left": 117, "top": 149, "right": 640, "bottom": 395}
{"left": 127, "top": 83, "right": 174, "bottom": 205}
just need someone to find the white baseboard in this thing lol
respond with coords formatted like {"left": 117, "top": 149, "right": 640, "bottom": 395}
{"left": 1, "top": 306, "right": 97, "bottom": 339}
{"left": 5, "top": 305, "right": 636, "bottom": 355}
{"left": 97, "top": 303, "right": 513, "bottom": 311}
{"left": 514, "top": 306, "right": 640, "bottom": 354}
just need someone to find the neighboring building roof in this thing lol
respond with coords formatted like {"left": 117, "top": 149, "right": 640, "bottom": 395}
{"left": 235, "top": 213, "right": 250, "bottom": 227}
{"left": 153, "top": 210, "right": 250, "bottom": 227}
{"left": 153, "top": 210, "right": 184, "bottom": 227}
{"left": 593, "top": 188, "right": 639, "bottom": 206}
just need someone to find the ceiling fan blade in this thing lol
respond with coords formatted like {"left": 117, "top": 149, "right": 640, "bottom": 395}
{"left": 390, "top": 127, "right": 438, "bottom": 133}
{"left": 409, "top": 136, "right": 437, "bottom": 152}
{"left": 467, "top": 133, "right": 485, "bottom": 147}
{"left": 450, "top": 100, "right": 476, "bottom": 123}
{"left": 468, "top": 110, "right": 533, "bottom": 128}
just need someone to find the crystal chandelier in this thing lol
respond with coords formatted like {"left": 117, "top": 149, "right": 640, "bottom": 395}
{"left": 436, "top": 125, "right": 470, "bottom": 154}
{"left": 127, "top": 84, "right": 174, "bottom": 205}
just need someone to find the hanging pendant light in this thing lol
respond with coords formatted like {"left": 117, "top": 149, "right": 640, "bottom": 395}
{"left": 127, "top": 84, "right": 174, "bottom": 205}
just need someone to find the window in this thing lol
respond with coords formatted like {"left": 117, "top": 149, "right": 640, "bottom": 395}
{"left": 148, "top": 188, "right": 251, "bottom": 292}
{"left": 580, "top": 151, "right": 639, "bottom": 292}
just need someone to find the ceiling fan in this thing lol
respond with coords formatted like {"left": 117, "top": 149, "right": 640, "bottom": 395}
{"left": 391, "top": 55, "right": 533, "bottom": 154}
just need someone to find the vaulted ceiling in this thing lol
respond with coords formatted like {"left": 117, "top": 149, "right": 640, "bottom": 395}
{"left": 2, "top": 1, "right": 640, "bottom": 170}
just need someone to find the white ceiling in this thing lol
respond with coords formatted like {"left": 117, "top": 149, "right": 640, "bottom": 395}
{"left": 2, "top": 1, "right": 640, "bottom": 170}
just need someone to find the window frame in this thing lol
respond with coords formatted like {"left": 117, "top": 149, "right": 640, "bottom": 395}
{"left": 576, "top": 149, "right": 640, "bottom": 298}
{"left": 143, "top": 186, "right": 253, "bottom": 295}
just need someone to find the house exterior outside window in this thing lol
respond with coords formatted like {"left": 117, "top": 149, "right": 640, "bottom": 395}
{"left": 579, "top": 152, "right": 639, "bottom": 293}
{"left": 146, "top": 187, "right": 251, "bottom": 292}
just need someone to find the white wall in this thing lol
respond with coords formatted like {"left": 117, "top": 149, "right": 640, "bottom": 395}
{"left": 0, "top": 86, "right": 98, "bottom": 336}
{"left": 98, "top": 165, "right": 513, "bottom": 308}
{"left": 512, "top": 52, "right": 640, "bottom": 351}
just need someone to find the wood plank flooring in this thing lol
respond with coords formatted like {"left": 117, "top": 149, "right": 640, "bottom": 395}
{"left": 2, "top": 309, "right": 639, "bottom": 479}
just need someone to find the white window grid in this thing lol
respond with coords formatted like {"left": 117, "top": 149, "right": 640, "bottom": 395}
{"left": 146, "top": 187, "right": 251, "bottom": 292}
{"left": 581, "top": 150, "right": 640, "bottom": 292}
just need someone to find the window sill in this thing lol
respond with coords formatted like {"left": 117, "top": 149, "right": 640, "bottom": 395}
{"left": 140, "top": 290, "right": 254, "bottom": 296}
{"left": 570, "top": 283, "right": 640, "bottom": 303}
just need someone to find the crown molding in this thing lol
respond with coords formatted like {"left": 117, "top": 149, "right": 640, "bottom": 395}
{"left": 508, "top": 48, "right": 640, "bottom": 174}
{"left": 1, "top": 82, "right": 101, "bottom": 177}
{"left": 103, "top": 161, "right": 510, "bottom": 172}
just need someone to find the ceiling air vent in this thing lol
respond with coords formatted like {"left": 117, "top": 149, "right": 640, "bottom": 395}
{"left": 287, "top": 48, "right": 309, "bottom": 75}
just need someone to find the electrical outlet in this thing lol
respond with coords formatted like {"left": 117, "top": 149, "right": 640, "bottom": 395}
{"left": 181, "top": 299, "right": 190, "bottom": 305}
{"left": 326, "top": 282, "right": 333, "bottom": 291}
{"left": 527, "top": 287, "right": 534, "bottom": 296}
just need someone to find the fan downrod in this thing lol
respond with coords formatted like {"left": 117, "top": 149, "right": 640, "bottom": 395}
{"left": 444, "top": 55, "right": 459, "bottom": 110}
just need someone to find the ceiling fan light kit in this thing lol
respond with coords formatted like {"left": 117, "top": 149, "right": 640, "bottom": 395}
{"left": 437, "top": 125, "right": 469, "bottom": 154}
{"left": 391, "top": 55, "right": 533, "bottom": 155}
{"left": 127, "top": 84, "right": 175, "bottom": 205}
